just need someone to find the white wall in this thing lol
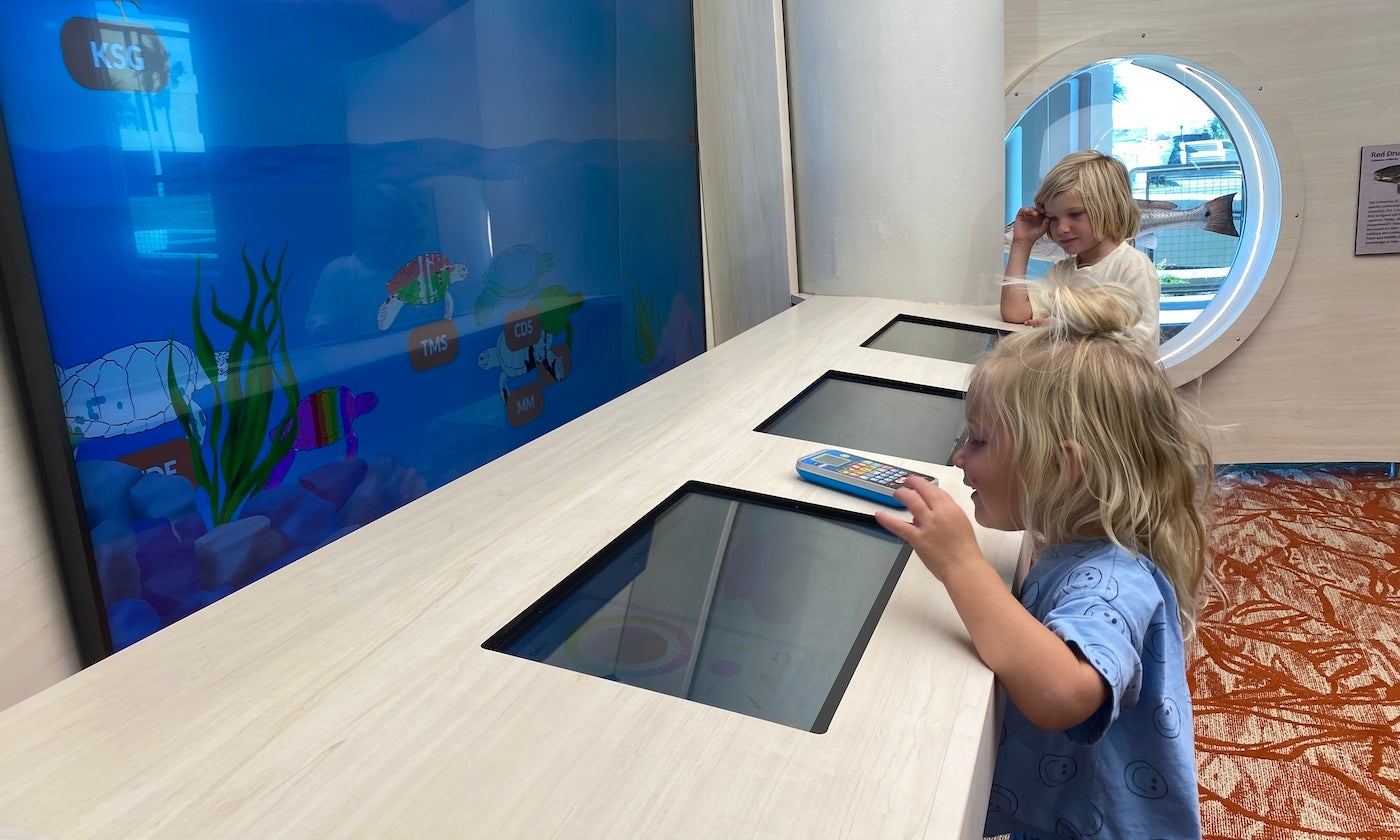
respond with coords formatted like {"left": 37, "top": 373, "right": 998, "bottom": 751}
{"left": 694, "top": 0, "right": 798, "bottom": 346}
{"left": 785, "top": 1, "right": 1005, "bottom": 304}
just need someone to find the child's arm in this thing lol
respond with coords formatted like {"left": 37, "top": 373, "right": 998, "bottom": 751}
{"left": 1001, "top": 207, "right": 1047, "bottom": 324}
{"left": 875, "top": 477, "right": 1107, "bottom": 731}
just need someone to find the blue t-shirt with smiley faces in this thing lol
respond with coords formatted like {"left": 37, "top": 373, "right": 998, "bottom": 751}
{"left": 983, "top": 539, "right": 1201, "bottom": 839}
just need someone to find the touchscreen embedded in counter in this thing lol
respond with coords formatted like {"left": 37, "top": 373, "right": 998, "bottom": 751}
{"left": 482, "top": 482, "right": 911, "bottom": 733}
{"left": 756, "top": 371, "right": 966, "bottom": 466}
{"left": 862, "top": 315, "right": 1006, "bottom": 364}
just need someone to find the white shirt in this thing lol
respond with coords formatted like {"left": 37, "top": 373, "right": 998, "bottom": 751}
{"left": 1028, "top": 241, "right": 1161, "bottom": 354}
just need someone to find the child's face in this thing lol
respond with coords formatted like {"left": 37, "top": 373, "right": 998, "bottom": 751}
{"left": 1041, "top": 189, "right": 1115, "bottom": 266}
{"left": 951, "top": 404, "right": 1021, "bottom": 532}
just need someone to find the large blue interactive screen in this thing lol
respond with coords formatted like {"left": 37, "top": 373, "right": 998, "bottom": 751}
{"left": 0, "top": 0, "right": 705, "bottom": 656}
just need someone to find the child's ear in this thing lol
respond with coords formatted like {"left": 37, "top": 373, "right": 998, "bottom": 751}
{"left": 1059, "top": 439, "right": 1088, "bottom": 484}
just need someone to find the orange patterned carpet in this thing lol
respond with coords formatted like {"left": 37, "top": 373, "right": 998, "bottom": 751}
{"left": 1189, "top": 466, "right": 1400, "bottom": 839}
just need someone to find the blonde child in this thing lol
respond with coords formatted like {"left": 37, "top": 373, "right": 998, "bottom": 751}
{"left": 1002, "top": 151, "right": 1161, "bottom": 354}
{"left": 877, "top": 283, "right": 1211, "bottom": 839}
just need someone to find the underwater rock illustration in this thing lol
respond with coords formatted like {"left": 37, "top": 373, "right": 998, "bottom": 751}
{"left": 195, "top": 515, "right": 287, "bottom": 590}
{"left": 78, "top": 459, "right": 143, "bottom": 525}
{"left": 57, "top": 340, "right": 229, "bottom": 446}
{"left": 297, "top": 458, "right": 368, "bottom": 511}
{"left": 264, "top": 386, "right": 379, "bottom": 489}
{"left": 130, "top": 468, "right": 197, "bottom": 521}
{"left": 106, "top": 599, "right": 162, "bottom": 649}
{"left": 240, "top": 483, "right": 337, "bottom": 548}
{"left": 90, "top": 449, "right": 427, "bottom": 648}
{"left": 336, "top": 456, "right": 428, "bottom": 530}
{"left": 473, "top": 244, "right": 554, "bottom": 325}
{"left": 377, "top": 252, "right": 469, "bottom": 330}
{"left": 135, "top": 516, "right": 202, "bottom": 613}
{"left": 92, "top": 519, "right": 141, "bottom": 605}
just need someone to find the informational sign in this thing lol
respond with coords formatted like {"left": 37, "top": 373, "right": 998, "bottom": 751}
{"left": 1355, "top": 143, "right": 1400, "bottom": 255}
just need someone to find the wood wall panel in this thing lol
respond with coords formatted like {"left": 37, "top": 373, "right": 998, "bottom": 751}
{"left": 693, "top": 0, "right": 799, "bottom": 346}
{"left": 1006, "top": 2, "right": 1400, "bottom": 464}
{"left": 0, "top": 310, "right": 79, "bottom": 710}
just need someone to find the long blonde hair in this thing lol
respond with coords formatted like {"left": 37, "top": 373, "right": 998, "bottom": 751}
{"left": 969, "top": 283, "right": 1213, "bottom": 633}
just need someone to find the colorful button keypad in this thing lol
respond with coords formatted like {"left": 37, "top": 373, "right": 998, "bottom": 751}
{"left": 835, "top": 459, "right": 914, "bottom": 487}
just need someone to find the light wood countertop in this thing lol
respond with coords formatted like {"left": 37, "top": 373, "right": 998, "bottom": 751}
{"left": 0, "top": 297, "right": 1023, "bottom": 839}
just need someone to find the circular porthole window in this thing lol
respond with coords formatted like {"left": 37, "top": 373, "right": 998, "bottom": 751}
{"left": 1005, "top": 32, "right": 1301, "bottom": 384}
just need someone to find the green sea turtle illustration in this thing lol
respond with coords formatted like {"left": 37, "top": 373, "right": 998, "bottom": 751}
{"left": 538, "top": 283, "right": 584, "bottom": 348}
{"left": 473, "top": 244, "right": 555, "bottom": 325}
{"left": 377, "top": 252, "right": 469, "bottom": 330}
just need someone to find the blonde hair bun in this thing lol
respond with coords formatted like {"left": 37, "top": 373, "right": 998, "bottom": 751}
{"left": 1040, "top": 281, "right": 1144, "bottom": 345}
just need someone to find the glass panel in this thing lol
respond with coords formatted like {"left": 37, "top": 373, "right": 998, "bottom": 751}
{"left": 485, "top": 484, "right": 910, "bottom": 733}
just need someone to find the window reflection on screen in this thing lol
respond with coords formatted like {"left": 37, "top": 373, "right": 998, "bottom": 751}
{"left": 486, "top": 485, "right": 910, "bottom": 732}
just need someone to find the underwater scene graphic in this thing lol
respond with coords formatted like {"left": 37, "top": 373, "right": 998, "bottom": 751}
{"left": 0, "top": 0, "right": 704, "bottom": 651}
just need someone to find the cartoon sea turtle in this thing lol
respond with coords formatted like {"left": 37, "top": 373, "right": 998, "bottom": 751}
{"left": 264, "top": 386, "right": 379, "bottom": 488}
{"left": 473, "top": 244, "right": 555, "bottom": 325}
{"left": 537, "top": 283, "right": 584, "bottom": 347}
{"left": 377, "top": 252, "right": 469, "bottom": 330}
{"left": 56, "top": 340, "right": 229, "bottom": 446}
{"left": 478, "top": 331, "right": 567, "bottom": 404}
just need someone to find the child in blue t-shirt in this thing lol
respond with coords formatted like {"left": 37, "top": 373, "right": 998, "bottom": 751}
{"left": 877, "top": 282, "right": 1212, "bottom": 839}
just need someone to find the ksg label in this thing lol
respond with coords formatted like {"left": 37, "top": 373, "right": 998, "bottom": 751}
{"left": 60, "top": 17, "right": 169, "bottom": 93}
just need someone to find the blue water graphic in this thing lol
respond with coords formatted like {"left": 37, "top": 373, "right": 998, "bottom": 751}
{"left": 0, "top": 0, "right": 704, "bottom": 651}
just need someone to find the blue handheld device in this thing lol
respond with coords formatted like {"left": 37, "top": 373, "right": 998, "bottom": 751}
{"left": 795, "top": 448, "right": 936, "bottom": 507}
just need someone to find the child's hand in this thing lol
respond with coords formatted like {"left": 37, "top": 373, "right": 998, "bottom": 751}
{"left": 874, "top": 476, "right": 983, "bottom": 582}
{"left": 1010, "top": 206, "right": 1049, "bottom": 246}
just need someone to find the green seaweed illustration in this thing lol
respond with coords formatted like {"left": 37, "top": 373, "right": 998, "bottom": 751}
{"left": 168, "top": 245, "right": 299, "bottom": 525}
{"left": 631, "top": 285, "right": 660, "bottom": 366}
